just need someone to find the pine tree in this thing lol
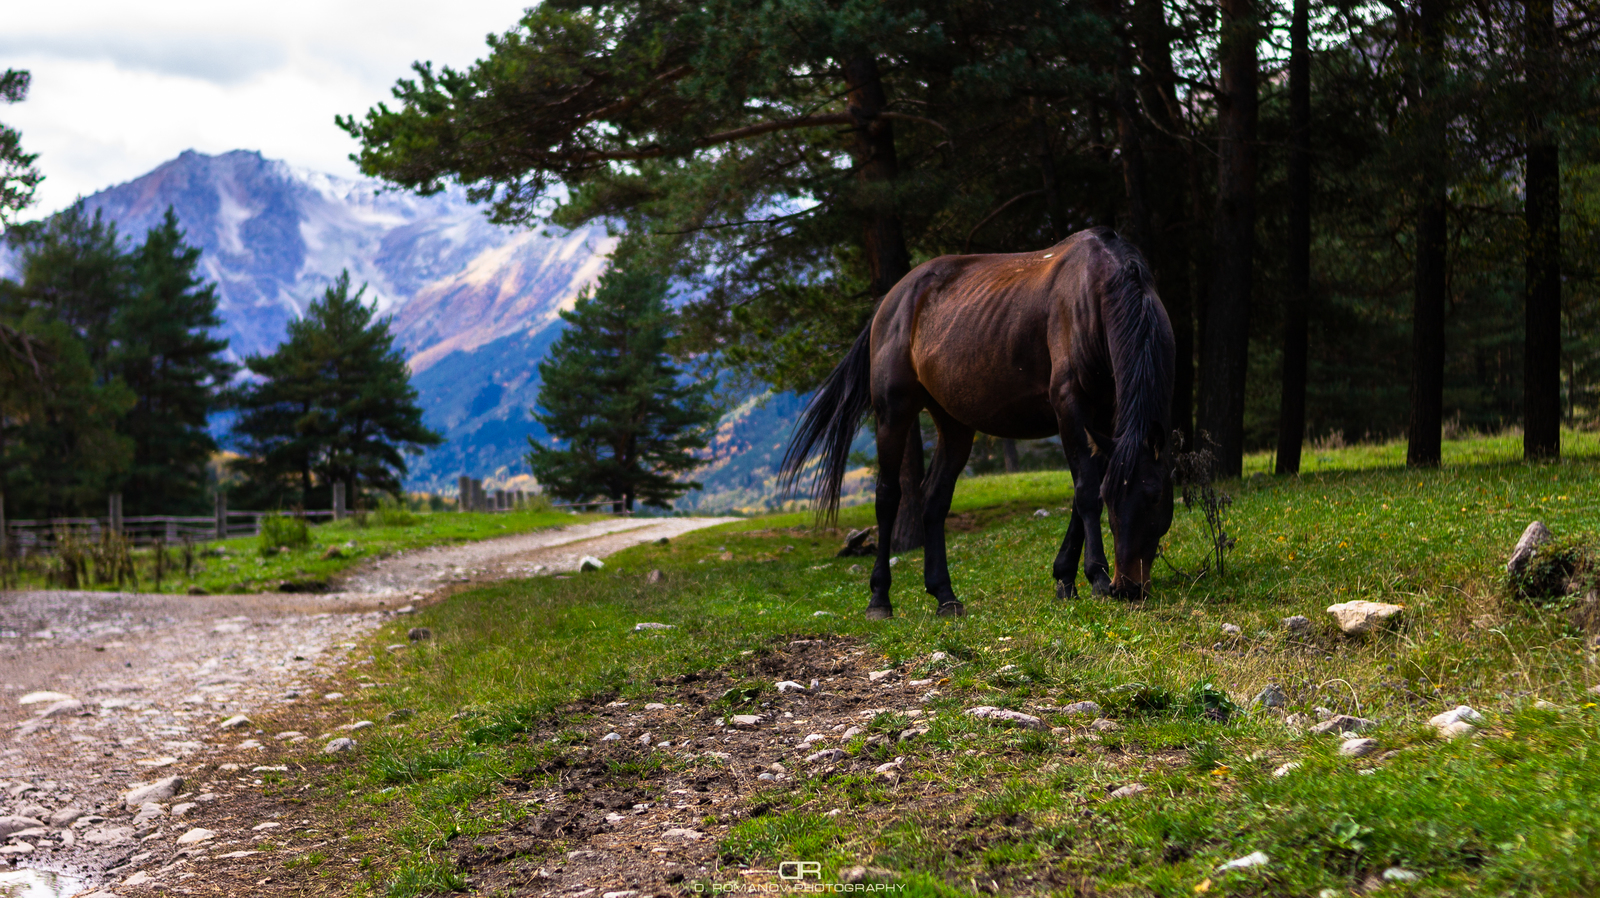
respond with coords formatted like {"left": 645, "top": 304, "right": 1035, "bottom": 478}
{"left": 0, "top": 69, "right": 42, "bottom": 226}
{"left": 526, "top": 266, "right": 715, "bottom": 512}
{"left": 234, "top": 272, "right": 442, "bottom": 508}
{"left": 114, "top": 209, "right": 237, "bottom": 514}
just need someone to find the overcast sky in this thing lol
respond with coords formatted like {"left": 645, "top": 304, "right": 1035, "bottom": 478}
{"left": 4, "top": 1, "right": 530, "bottom": 219}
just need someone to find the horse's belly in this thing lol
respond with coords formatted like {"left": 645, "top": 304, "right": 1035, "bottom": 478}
{"left": 941, "top": 393, "right": 1058, "bottom": 440}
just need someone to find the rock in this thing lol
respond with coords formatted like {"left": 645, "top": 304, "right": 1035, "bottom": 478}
{"left": 1283, "top": 615, "right": 1312, "bottom": 634}
{"left": 579, "top": 556, "right": 605, "bottom": 572}
{"left": 1272, "top": 762, "right": 1301, "bottom": 777}
{"left": 1089, "top": 718, "right": 1122, "bottom": 733}
{"left": 408, "top": 627, "right": 432, "bottom": 642}
{"left": 218, "top": 714, "right": 251, "bottom": 729}
{"left": 171, "top": 802, "right": 197, "bottom": 818}
{"left": 1428, "top": 705, "right": 1484, "bottom": 729}
{"left": 633, "top": 622, "right": 674, "bottom": 631}
{"left": 1507, "top": 520, "right": 1553, "bottom": 574}
{"left": 1308, "top": 715, "right": 1375, "bottom": 736}
{"left": 837, "top": 528, "right": 877, "bottom": 557}
{"left": 813, "top": 611, "right": 835, "bottom": 617}
{"left": 386, "top": 709, "right": 416, "bottom": 723}
{"left": 662, "top": 828, "right": 704, "bottom": 841}
{"left": 48, "top": 808, "right": 84, "bottom": 827}
{"left": 602, "top": 732, "right": 621, "bottom": 741}
{"left": 17, "top": 691, "right": 73, "bottom": 706}
{"left": 730, "top": 715, "right": 762, "bottom": 728}
{"left": 1339, "top": 737, "right": 1380, "bottom": 758}
{"left": 323, "top": 692, "right": 344, "bottom": 700}
{"left": 1382, "top": 868, "right": 1421, "bottom": 883}
{"left": 0, "top": 816, "right": 43, "bottom": 838}
{"left": 1252, "top": 684, "right": 1288, "bottom": 709}
{"left": 123, "top": 776, "right": 184, "bottom": 809}
{"left": 1221, "top": 623, "right": 1242, "bottom": 637}
{"left": 1033, "top": 508, "right": 1051, "bottom": 518}
{"left": 868, "top": 670, "right": 895, "bottom": 682}
{"left": 324, "top": 737, "right": 357, "bottom": 754}
{"left": 38, "top": 699, "right": 85, "bottom": 718}
{"left": 806, "top": 748, "right": 847, "bottom": 764}
{"left": 83, "top": 826, "right": 135, "bottom": 845}
{"left": 841, "top": 726, "right": 863, "bottom": 739}
{"left": 175, "top": 827, "right": 216, "bottom": 845}
{"left": 17, "top": 804, "right": 48, "bottom": 820}
{"left": 775, "top": 680, "right": 807, "bottom": 693}
{"left": 1108, "top": 783, "right": 1147, "bottom": 799}
{"left": 930, "top": 651, "right": 948, "bottom": 662}
{"left": 385, "top": 643, "right": 408, "bottom": 653}
{"left": 637, "top": 733, "right": 653, "bottom": 745}
{"left": 1326, "top": 600, "right": 1404, "bottom": 635}
{"left": 646, "top": 569, "right": 665, "bottom": 584}
{"left": 874, "top": 758, "right": 904, "bottom": 775}
{"left": 0, "top": 844, "right": 32, "bottom": 855}
{"left": 347, "top": 720, "right": 374, "bottom": 731}
{"left": 1437, "top": 721, "right": 1478, "bottom": 740}
{"left": 1061, "top": 701, "right": 1102, "bottom": 716}
{"left": 839, "top": 866, "right": 897, "bottom": 885}
{"left": 1217, "top": 851, "right": 1269, "bottom": 871}
{"left": 644, "top": 702, "right": 668, "bottom": 711}
{"left": 965, "top": 706, "right": 1046, "bottom": 730}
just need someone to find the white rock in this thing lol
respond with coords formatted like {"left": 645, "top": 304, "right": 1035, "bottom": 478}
{"left": 1427, "top": 705, "right": 1484, "bottom": 729}
{"left": 662, "top": 828, "right": 703, "bottom": 841}
{"left": 1217, "top": 851, "right": 1269, "bottom": 871}
{"left": 1339, "top": 737, "right": 1380, "bottom": 758}
{"left": 1108, "top": 784, "right": 1147, "bottom": 798}
{"left": 17, "top": 691, "right": 74, "bottom": 706}
{"left": 37, "top": 699, "right": 85, "bottom": 718}
{"left": 1383, "top": 868, "right": 1421, "bottom": 883}
{"left": 1061, "top": 701, "right": 1102, "bottom": 716}
{"left": 1437, "top": 721, "right": 1477, "bottom": 740}
{"left": 775, "top": 681, "right": 807, "bottom": 693}
{"left": 930, "top": 651, "right": 948, "bottom": 662}
{"left": 813, "top": 611, "right": 834, "bottom": 617}
{"left": 965, "top": 706, "right": 1046, "bottom": 730}
{"left": 175, "top": 827, "right": 217, "bottom": 845}
{"left": 874, "top": 758, "right": 904, "bottom": 775}
{"left": 730, "top": 715, "right": 762, "bottom": 728}
{"left": 633, "top": 622, "right": 674, "bottom": 631}
{"left": 123, "top": 776, "right": 184, "bottom": 809}
{"left": 601, "top": 732, "right": 621, "bottom": 742}
{"left": 48, "top": 808, "right": 84, "bottom": 827}
{"left": 0, "top": 816, "right": 43, "bottom": 837}
{"left": 122, "top": 870, "right": 154, "bottom": 887}
{"left": 806, "top": 749, "right": 847, "bottom": 764}
{"left": 1506, "top": 520, "right": 1552, "bottom": 574}
{"left": 644, "top": 702, "right": 668, "bottom": 711}
{"left": 579, "top": 556, "right": 605, "bottom": 571}
{"left": 1326, "top": 600, "right": 1404, "bottom": 635}
{"left": 171, "top": 803, "right": 196, "bottom": 818}
{"left": 324, "top": 737, "right": 357, "bottom": 754}
{"left": 1033, "top": 508, "right": 1050, "bottom": 518}
{"left": 1272, "top": 762, "right": 1301, "bottom": 777}
{"left": 868, "top": 670, "right": 895, "bottom": 682}
{"left": 1221, "top": 623, "right": 1242, "bottom": 637}
{"left": 253, "top": 822, "right": 281, "bottom": 831}
{"left": 218, "top": 714, "right": 251, "bottom": 729}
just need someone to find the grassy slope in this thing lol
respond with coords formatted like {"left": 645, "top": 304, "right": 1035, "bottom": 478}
{"left": 2, "top": 509, "right": 591, "bottom": 594}
{"left": 306, "top": 432, "right": 1600, "bottom": 896}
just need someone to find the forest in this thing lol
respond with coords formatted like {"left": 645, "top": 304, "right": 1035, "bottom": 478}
{"left": 341, "top": 0, "right": 1600, "bottom": 477}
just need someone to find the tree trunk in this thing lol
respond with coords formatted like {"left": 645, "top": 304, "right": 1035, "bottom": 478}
{"left": 1131, "top": 0, "right": 1195, "bottom": 445}
{"left": 1407, "top": 0, "right": 1448, "bottom": 469}
{"left": 842, "top": 54, "right": 924, "bottom": 552}
{"left": 1197, "top": 0, "right": 1260, "bottom": 478}
{"left": 1524, "top": 0, "right": 1561, "bottom": 460}
{"left": 1032, "top": 110, "right": 1067, "bottom": 243}
{"left": 1276, "top": 0, "right": 1312, "bottom": 474}
{"left": 1002, "top": 439, "right": 1020, "bottom": 473}
{"left": 1108, "top": 6, "right": 1155, "bottom": 253}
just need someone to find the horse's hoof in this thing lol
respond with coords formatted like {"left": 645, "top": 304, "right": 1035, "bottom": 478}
{"left": 865, "top": 606, "right": 894, "bottom": 621}
{"left": 1090, "top": 577, "right": 1113, "bottom": 597}
{"left": 1055, "top": 580, "right": 1076, "bottom": 600}
{"left": 937, "top": 601, "right": 966, "bottom": 618}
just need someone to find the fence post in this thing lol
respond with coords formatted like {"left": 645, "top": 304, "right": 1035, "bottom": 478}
{"left": 109, "top": 493, "right": 123, "bottom": 536}
{"left": 493, "top": 489, "right": 504, "bottom": 511}
{"left": 333, "top": 482, "right": 346, "bottom": 521}
{"left": 214, "top": 491, "right": 227, "bottom": 540}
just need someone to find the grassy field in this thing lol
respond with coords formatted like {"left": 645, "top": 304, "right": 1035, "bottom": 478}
{"left": 0, "top": 507, "right": 590, "bottom": 594}
{"left": 280, "top": 431, "right": 1600, "bottom": 896}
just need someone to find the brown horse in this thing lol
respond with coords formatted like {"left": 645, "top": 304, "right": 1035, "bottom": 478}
{"left": 782, "top": 227, "right": 1175, "bottom": 618}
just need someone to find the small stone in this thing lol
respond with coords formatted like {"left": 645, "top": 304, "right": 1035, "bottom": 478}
{"left": 219, "top": 714, "right": 251, "bottom": 729}
{"left": 1326, "top": 600, "right": 1404, "bottom": 635}
{"left": 1308, "top": 715, "right": 1375, "bottom": 736}
{"left": 123, "top": 870, "right": 153, "bottom": 886}
{"left": 965, "top": 706, "right": 1046, "bottom": 730}
{"left": 1062, "top": 700, "right": 1102, "bottom": 716}
{"left": 17, "top": 691, "right": 74, "bottom": 706}
{"left": 1272, "top": 762, "right": 1301, "bottom": 777}
{"left": 408, "top": 627, "right": 433, "bottom": 642}
{"left": 813, "top": 611, "right": 834, "bottom": 617}
{"left": 171, "top": 803, "right": 196, "bottom": 818}
{"left": 1089, "top": 718, "right": 1121, "bottom": 733}
{"left": 324, "top": 737, "right": 357, "bottom": 754}
{"left": 646, "top": 569, "right": 665, "bottom": 584}
{"left": 1283, "top": 615, "right": 1312, "bottom": 634}
{"left": 757, "top": 773, "right": 776, "bottom": 781}
{"left": 0, "top": 816, "right": 43, "bottom": 838}
{"left": 123, "top": 776, "right": 184, "bottom": 809}
{"left": 38, "top": 699, "right": 85, "bottom": 718}
{"left": 1437, "top": 721, "right": 1477, "bottom": 740}
{"left": 48, "top": 808, "right": 84, "bottom": 827}
{"left": 662, "top": 828, "right": 703, "bottom": 841}
{"left": 347, "top": 720, "right": 374, "bottom": 731}
{"left": 775, "top": 680, "right": 807, "bottom": 693}
{"left": 930, "top": 651, "right": 948, "bottom": 662}
{"left": 1427, "top": 705, "right": 1484, "bottom": 729}
{"left": 1506, "top": 520, "right": 1552, "bottom": 574}
{"left": 768, "top": 763, "right": 788, "bottom": 774}
{"left": 1339, "top": 737, "right": 1380, "bottom": 758}
{"left": 579, "top": 556, "right": 605, "bottom": 572}
{"left": 1217, "top": 851, "right": 1269, "bottom": 871}
{"left": 868, "top": 669, "right": 895, "bottom": 682}
{"left": 633, "top": 622, "right": 674, "bottom": 631}
{"left": 1220, "top": 623, "right": 1242, "bottom": 637}
{"left": 638, "top": 732, "right": 653, "bottom": 744}
{"left": 644, "top": 702, "right": 668, "bottom": 711}
{"left": 175, "top": 827, "right": 217, "bottom": 845}
{"left": 874, "top": 758, "right": 904, "bottom": 775}
{"left": 1252, "top": 684, "right": 1288, "bottom": 709}
{"left": 806, "top": 749, "right": 847, "bottom": 764}
{"left": 323, "top": 692, "right": 344, "bottom": 701}
{"left": 839, "top": 866, "right": 897, "bottom": 885}
{"left": 385, "top": 643, "right": 408, "bottom": 653}
{"left": 1108, "top": 783, "right": 1147, "bottom": 799}
{"left": 602, "top": 732, "right": 621, "bottom": 741}
{"left": 1033, "top": 508, "right": 1051, "bottom": 518}
{"left": 1382, "top": 868, "right": 1421, "bottom": 883}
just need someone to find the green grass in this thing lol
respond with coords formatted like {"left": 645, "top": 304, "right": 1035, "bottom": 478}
{"left": 307, "top": 429, "right": 1600, "bottom": 896}
{"left": 1, "top": 508, "right": 590, "bottom": 594}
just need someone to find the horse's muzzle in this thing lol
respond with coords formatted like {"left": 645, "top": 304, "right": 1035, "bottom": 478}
{"left": 1111, "top": 558, "right": 1152, "bottom": 600}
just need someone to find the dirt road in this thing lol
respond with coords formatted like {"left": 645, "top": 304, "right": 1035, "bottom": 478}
{"left": 0, "top": 515, "right": 735, "bottom": 896}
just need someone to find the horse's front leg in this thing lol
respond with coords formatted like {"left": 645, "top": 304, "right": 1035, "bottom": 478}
{"left": 1074, "top": 454, "right": 1113, "bottom": 595}
{"left": 1053, "top": 510, "right": 1085, "bottom": 599}
{"left": 921, "top": 410, "right": 974, "bottom": 616}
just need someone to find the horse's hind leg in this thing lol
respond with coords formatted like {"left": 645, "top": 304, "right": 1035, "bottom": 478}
{"left": 867, "top": 391, "right": 921, "bottom": 620}
{"left": 921, "top": 408, "right": 974, "bottom": 616}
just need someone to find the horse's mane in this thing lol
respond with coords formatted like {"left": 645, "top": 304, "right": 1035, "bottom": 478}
{"left": 1096, "top": 230, "right": 1174, "bottom": 501}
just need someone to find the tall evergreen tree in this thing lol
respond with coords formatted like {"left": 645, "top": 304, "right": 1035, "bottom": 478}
{"left": 114, "top": 209, "right": 236, "bottom": 514}
{"left": 526, "top": 265, "right": 715, "bottom": 513}
{"left": 234, "top": 272, "right": 442, "bottom": 508}
{"left": 0, "top": 69, "right": 42, "bottom": 227}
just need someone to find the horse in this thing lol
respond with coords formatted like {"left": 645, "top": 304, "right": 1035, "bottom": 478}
{"left": 781, "top": 227, "right": 1176, "bottom": 619}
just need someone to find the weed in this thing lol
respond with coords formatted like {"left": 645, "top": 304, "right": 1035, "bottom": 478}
{"left": 259, "top": 513, "right": 310, "bottom": 556}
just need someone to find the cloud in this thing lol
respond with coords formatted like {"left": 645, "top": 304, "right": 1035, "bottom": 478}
{"left": 0, "top": 33, "right": 287, "bottom": 85}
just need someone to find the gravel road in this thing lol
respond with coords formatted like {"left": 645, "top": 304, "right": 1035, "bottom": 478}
{"left": 0, "top": 515, "right": 735, "bottom": 896}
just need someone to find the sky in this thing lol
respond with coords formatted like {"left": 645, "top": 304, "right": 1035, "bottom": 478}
{"left": 3, "top": 1, "right": 530, "bottom": 220}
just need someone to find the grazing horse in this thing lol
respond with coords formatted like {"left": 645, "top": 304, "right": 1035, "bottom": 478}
{"left": 781, "top": 227, "right": 1175, "bottom": 618}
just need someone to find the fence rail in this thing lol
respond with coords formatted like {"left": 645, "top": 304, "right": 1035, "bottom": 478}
{"left": 1, "top": 509, "right": 335, "bottom": 553}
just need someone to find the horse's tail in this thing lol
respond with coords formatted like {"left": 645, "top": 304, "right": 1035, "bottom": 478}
{"left": 780, "top": 324, "right": 874, "bottom": 523}
{"left": 1100, "top": 234, "right": 1175, "bottom": 498}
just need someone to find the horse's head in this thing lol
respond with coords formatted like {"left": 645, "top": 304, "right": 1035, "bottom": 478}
{"left": 1103, "top": 431, "right": 1173, "bottom": 599}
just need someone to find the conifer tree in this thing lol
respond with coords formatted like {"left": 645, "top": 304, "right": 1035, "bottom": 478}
{"left": 0, "top": 69, "right": 42, "bottom": 226}
{"left": 234, "top": 271, "right": 442, "bottom": 507}
{"left": 526, "top": 265, "right": 714, "bottom": 512}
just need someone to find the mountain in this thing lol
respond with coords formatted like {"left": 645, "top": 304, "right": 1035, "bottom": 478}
{"left": 6, "top": 149, "right": 853, "bottom": 508}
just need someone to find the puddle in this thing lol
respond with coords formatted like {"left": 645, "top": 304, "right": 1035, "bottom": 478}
{"left": 0, "top": 869, "right": 88, "bottom": 898}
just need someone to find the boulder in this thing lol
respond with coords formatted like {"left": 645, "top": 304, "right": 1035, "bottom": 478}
{"left": 1506, "top": 520, "right": 1552, "bottom": 575}
{"left": 1326, "top": 601, "right": 1403, "bottom": 635}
